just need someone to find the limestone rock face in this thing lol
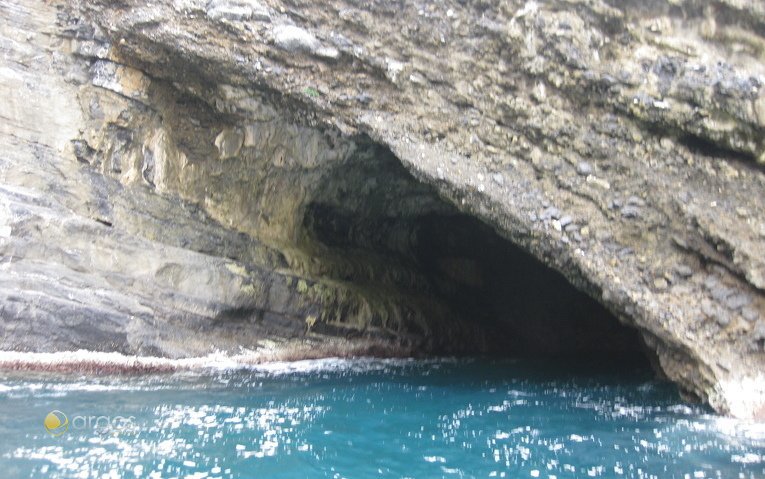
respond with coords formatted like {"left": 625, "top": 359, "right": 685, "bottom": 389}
{"left": 1, "top": 0, "right": 764, "bottom": 418}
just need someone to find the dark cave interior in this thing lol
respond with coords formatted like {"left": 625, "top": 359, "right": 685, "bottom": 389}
{"left": 300, "top": 140, "right": 649, "bottom": 364}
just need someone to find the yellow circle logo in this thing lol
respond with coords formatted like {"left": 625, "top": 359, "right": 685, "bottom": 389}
{"left": 43, "top": 410, "right": 69, "bottom": 437}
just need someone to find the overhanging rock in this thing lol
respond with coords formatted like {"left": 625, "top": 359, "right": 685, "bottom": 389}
{"left": 0, "top": 0, "right": 763, "bottom": 418}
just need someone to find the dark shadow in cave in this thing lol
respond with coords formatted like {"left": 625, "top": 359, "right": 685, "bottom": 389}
{"left": 301, "top": 139, "right": 649, "bottom": 365}
{"left": 411, "top": 213, "right": 647, "bottom": 362}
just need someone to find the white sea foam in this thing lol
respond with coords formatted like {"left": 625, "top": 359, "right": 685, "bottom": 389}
{"left": 716, "top": 374, "right": 765, "bottom": 421}
{"left": 423, "top": 455, "right": 446, "bottom": 463}
{"left": 0, "top": 349, "right": 434, "bottom": 377}
{"left": 703, "top": 416, "right": 765, "bottom": 442}
{"left": 731, "top": 453, "right": 763, "bottom": 464}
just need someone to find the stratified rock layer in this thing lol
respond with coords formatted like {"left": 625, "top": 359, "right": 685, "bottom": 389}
{"left": 0, "top": 0, "right": 764, "bottom": 418}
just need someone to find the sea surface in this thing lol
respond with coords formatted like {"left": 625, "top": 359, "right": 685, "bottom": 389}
{"left": 0, "top": 358, "right": 763, "bottom": 479}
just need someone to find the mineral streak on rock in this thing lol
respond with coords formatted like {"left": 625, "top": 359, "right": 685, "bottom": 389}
{"left": 0, "top": 0, "right": 764, "bottom": 419}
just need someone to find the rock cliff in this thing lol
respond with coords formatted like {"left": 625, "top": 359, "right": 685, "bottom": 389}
{"left": 0, "top": 0, "right": 764, "bottom": 418}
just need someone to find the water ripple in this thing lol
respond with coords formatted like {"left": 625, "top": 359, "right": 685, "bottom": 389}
{"left": 0, "top": 358, "right": 761, "bottom": 479}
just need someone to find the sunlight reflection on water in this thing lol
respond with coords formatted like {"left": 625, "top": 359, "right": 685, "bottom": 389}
{"left": 0, "top": 358, "right": 763, "bottom": 479}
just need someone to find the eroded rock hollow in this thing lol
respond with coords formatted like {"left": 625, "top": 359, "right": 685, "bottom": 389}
{"left": 0, "top": 0, "right": 764, "bottom": 418}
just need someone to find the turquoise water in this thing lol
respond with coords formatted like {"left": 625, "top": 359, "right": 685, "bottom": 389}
{"left": 0, "top": 358, "right": 763, "bottom": 479}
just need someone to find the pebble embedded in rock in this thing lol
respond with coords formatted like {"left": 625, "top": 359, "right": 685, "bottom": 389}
{"left": 540, "top": 206, "right": 561, "bottom": 220}
{"left": 701, "top": 300, "right": 716, "bottom": 318}
{"left": 704, "top": 276, "right": 720, "bottom": 291}
{"left": 492, "top": 173, "right": 504, "bottom": 185}
{"left": 559, "top": 215, "right": 573, "bottom": 227}
{"left": 620, "top": 205, "right": 641, "bottom": 219}
{"left": 654, "top": 278, "right": 669, "bottom": 290}
{"left": 715, "top": 310, "right": 731, "bottom": 327}
{"left": 273, "top": 25, "right": 321, "bottom": 54}
{"left": 701, "top": 299, "right": 732, "bottom": 328}
{"left": 742, "top": 307, "right": 759, "bottom": 323}
{"left": 315, "top": 46, "right": 340, "bottom": 59}
{"left": 356, "top": 93, "right": 373, "bottom": 104}
{"left": 206, "top": 0, "right": 270, "bottom": 22}
{"left": 214, "top": 128, "right": 244, "bottom": 160}
{"left": 674, "top": 265, "right": 693, "bottom": 278}
{"left": 385, "top": 58, "right": 405, "bottom": 83}
{"left": 725, "top": 293, "right": 750, "bottom": 311}
{"left": 586, "top": 175, "right": 610, "bottom": 189}
{"left": 710, "top": 285, "right": 732, "bottom": 302}
{"left": 576, "top": 161, "right": 592, "bottom": 176}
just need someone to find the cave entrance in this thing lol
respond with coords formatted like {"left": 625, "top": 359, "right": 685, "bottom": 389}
{"left": 300, "top": 139, "right": 648, "bottom": 364}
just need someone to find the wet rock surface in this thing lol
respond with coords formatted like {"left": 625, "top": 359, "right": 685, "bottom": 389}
{"left": 0, "top": 0, "right": 764, "bottom": 418}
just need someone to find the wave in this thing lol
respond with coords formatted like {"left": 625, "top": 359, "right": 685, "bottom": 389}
{"left": 0, "top": 340, "right": 418, "bottom": 375}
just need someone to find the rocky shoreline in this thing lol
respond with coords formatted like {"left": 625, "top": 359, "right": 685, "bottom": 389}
{"left": 0, "top": 340, "right": 417, "bottom": 374}
{"left": 0, "top": 0, "right": 763, "bottom": 418}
